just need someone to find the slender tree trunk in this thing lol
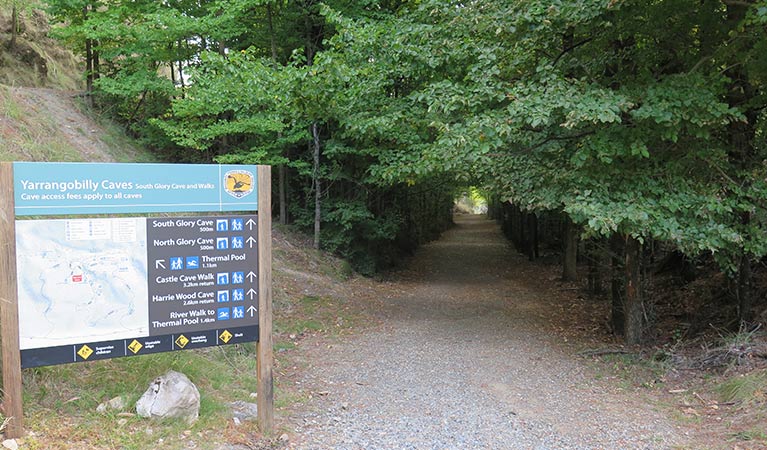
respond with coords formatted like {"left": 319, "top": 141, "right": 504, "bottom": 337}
{"left": 311, "top": 122, "right": 321, "bottom": 250}
{"left": 527, "top": 211, "right": 538, "bottom": 261}
{"left": 587, "top": 240, "right": 603, "bottom": 295}
{"left": 624, "top": 235, "right": 643, "bottom": 344}
{"left": 737, "top": 242, "right": 752, "bottom": 323}
{"left": 93, "top": 45, "right": 100, "bottom": 81}
{"left": 267, "top": 3, "right": 278, "bottom": 63}
{"left": 85, "top": 38, "right": 93, "bottom": 87}
{"left": 278, "top": 166, "right": 287, "bottom": 225}
{"left": 562, "top": 216, "right": 578, "bottom": 281}
{"left": 266, "top": 2, "right": 288, "bottom": 225}
{"left": 725, "top": 2, "right": 756, "bottom": 325}
{"left": 610, "top": 234, "right": 625, "bottom": 335}
{"left": 169, "top": 59, "right": 176, "bottom": 86}
{"left": 10, "top": 4, "right": 18, "bottom": 50}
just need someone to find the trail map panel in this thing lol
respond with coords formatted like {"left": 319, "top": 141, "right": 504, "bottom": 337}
{"left": 15, "top": 218, "right": 149, "bottom": 351}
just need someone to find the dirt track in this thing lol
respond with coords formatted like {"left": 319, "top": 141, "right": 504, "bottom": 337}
{"left": 287, "top": 215, "right": 687, "bottom": 449}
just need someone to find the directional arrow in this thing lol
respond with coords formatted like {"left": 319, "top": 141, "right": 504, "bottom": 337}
{"left": 155, "top": 259, "right": 166, "bottom": 269}
{"left": 247, "top": 305, "right": 257, "bottom": 317}
{"left": 246, "top": 271, "right": 257, "bottom": 282}
{"left": 246, "top": 218, "right": 257, "bottom": 230}
{"left": 246, "top": 236, "right": 257, "bottom": 248}
{"left": 247, "top": 288, "right": 257, "bottom": 300}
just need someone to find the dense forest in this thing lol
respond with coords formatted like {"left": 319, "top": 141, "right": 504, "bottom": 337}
{"left": 44, "top": 0, "right": 767, "bottom": 344}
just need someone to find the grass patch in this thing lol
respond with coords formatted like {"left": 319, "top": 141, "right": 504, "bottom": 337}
{"left": 588, "top": 352, "right": 670, "bottom": 390}
{"left": 730, "top": 427, "right": 767, "bottom": 443}
{"left": 71, "top": 98, "right": 158, "bottom": 163}
{"left": 275, "top": 295, "right": 356, "bottom": 338}
{"left": 716, "top": 370, "right": 767, "bottom": 404}
{"left": 20, "top": 346, "right": 265, "bottom": 449}
{"left": 2, "top": 86, "right": 22, "bottom": 119}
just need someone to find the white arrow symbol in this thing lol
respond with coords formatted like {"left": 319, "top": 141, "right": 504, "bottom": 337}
{"left": 246, "top": 236, "right": 257, "bottom": 248}
{"left": 246, "top": 271, "right": 257, "bottom": 282}
{"left": 246, "top": 218, "right": 257, "bottom": 230}
{"left": 155, "top": 259, "right": 166, "bottom": 269}
{"left": 247, "top": 305, "right": 257, "bottom": 317}
{"left": 247, "top": 288, "right": 257, "bottom": 300}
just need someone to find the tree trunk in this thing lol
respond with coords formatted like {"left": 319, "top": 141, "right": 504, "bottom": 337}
{"left": 10, "top": 4, "right": 18, "bottom": 50}
{"left": 562, "top": 216, "right": 578, "bottom": 281}
{"left": 267, "top": 2, "right": 288, "bottom": 225}
{"left": 725, "top": 3, "right": 756, "bottom": 325}
{"left": 587, "top": 239, "right": 603, "bottom": 295}
{"left": 527, "top": 211, "right": 538, "bottom": 261}
{"left": 93, "top": 45, "right": 100, "bottom": 81}
{"left": 169, "top": 59, "right": 176, "bottom": 86}
{"left": 610, "top": 234, "right": 625, "bottom": 335}
{"left": 624, "top": 235, "right": 643, "bottom": 344}
{"left": 311, "top": 121, "right": 321, "bottom": 250}
{"left": 737, "top": 249, "right": 752, "bottom": 323}
{"left": 85, "top": 39, "right": 94, "bottom": 105}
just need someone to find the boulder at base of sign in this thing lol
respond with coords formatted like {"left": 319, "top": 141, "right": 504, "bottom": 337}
{"left": 136, "top": 370, "right": 200, "bottom": 424}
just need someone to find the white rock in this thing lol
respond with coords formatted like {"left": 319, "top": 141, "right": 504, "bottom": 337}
{"left": 136, "top": 370, "right": 200, "bottom": 424}
{"left": 2, "top": 439, "right": 18, "bottom": 450}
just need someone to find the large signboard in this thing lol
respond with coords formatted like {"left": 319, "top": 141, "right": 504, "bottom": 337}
{"left": 0, "top": 162, "right": 274, "bottom": 437}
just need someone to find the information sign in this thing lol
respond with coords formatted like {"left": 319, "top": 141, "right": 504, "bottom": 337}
{"left": 0, "top": 162, "right": 274, "bottom": 437}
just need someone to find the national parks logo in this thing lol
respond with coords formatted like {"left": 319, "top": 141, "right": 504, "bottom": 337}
{"left": 224, "top": 170, "right": 254, "bottom": 199}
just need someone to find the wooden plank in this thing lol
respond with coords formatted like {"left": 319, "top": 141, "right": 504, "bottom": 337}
{"left": 256, "top": 165, "right": 274, "bottom": 433}
{"left": 0, "top": 163, "right": 24, "bottom": 438}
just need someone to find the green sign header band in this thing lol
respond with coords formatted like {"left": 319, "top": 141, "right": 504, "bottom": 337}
{"left": 13, "top": 162, "right": 258, "bottom": 216}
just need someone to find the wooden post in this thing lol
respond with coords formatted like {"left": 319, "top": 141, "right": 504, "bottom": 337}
{"left": 256, "top": 165, "right": 274, "bottom": 433}
{"left": 0, "top": 163, "right": 23, "bottom": 438}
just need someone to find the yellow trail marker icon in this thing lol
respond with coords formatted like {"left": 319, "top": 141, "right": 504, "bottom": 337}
{"left": 128, "top": 340, "right": 143, "bottom": 354}
{"left": 175, "top": 335, "right": 189, "bottom": 348}
{"left": 77, "top": 345, "right": 94, "bottom": 360}
{"left": 219, "top": 330, "right": 233, "bottom": 344}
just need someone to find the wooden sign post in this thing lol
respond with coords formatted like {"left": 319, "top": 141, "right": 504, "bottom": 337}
{"left": 0, "top": 163, "right": 24, "bottom": 438}
{"left": 257, "top": 165, "right": 274, "bottom": 432}
{"left": 0, "top": 162, "right": 273, "bottom": 437}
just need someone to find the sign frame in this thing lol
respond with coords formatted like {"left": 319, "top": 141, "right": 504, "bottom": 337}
{"left": 0, "top": 162, "right": 274, "bottom": 437}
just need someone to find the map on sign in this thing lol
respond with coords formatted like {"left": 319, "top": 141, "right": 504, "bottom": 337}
{"left": 15, "top": 218, "right": 149, "bottom": 350}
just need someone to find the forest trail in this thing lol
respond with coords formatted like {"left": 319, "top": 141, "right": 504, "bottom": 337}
{"left": 287, "top": 215, "right": 688, "bottom": 449}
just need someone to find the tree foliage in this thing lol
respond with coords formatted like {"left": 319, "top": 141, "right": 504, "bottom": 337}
{"left": 47, "top": 0, "right": 767, "bottom": 335}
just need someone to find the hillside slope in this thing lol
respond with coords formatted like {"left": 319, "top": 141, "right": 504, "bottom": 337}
{"left": 0, "top": 86, "right": 154, "bottom": 162}
{"left": 0, "top": 7, "right": 154, "bottom": 164}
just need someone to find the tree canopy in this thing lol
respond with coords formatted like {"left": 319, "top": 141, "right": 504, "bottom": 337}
{"left": 47, "top": 0, "right": 767, "bottom": 340}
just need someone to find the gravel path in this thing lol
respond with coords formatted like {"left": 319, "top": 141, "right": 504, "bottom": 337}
{"left": 288, "top": 215, "right": 688, "bottom": 449}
